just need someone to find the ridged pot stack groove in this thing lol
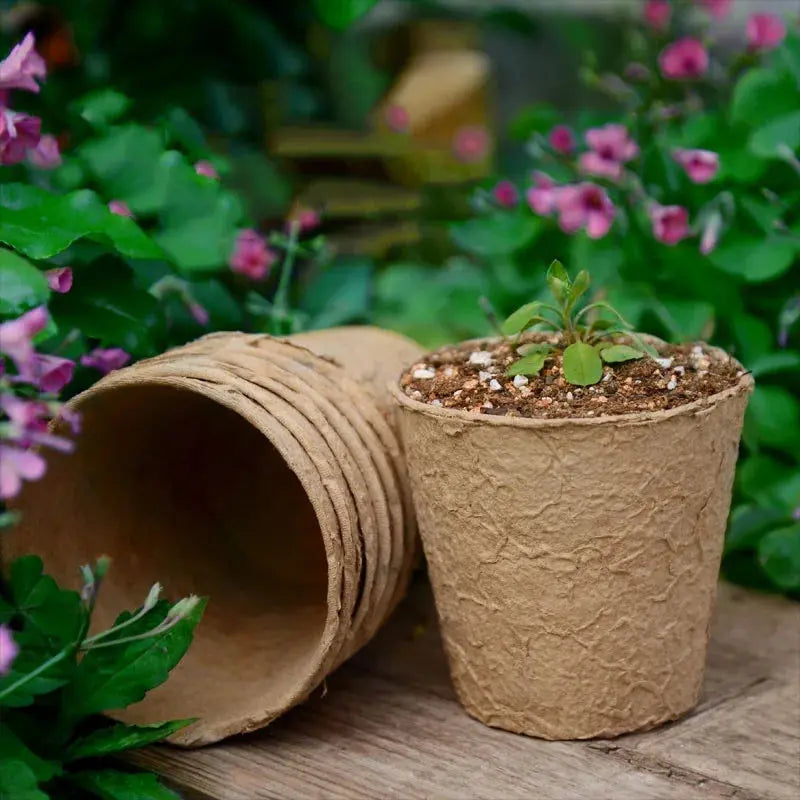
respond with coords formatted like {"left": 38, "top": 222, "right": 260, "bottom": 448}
{"left": 6, "top": 326, "right": 422, "bottom": 746}
{"left": 391, "top": 339, "right": 753, "bottom": 739}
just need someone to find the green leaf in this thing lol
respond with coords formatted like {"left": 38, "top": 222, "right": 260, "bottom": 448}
{"left": 653, "top": 297, "right": 715, "bottom": 340}
{"left": 50, "top": 257, "right": 162, "bottom": 355}
{"left": 10, "top": 554, "right": 84, "bottom": 646}
{"left": 545, "top": 259, "right": 570, "bottom": 304}
{"left": 599, "top": 344, "right": 645, "bottom": 364}
{"left": 300, "top": 257, "right": 372, "bottom": 329}
{"left": 568, "top": 269, "right": 591, "bottom": 306}
{"left": 562, "top": 341, "right": 603, "bottom": 386}
{"left": 0, "top": 725, "right": 61, "bottom": 782}
{"left": 749, "top": 351, "right": 800, "bottom": 377}
{"left": 501, "top": 301, "right": 545, "bottom": 336}
{"left": 312, "top": 0, "right": 379, "bottom": 29}
{"left": 731, "top": 68, "right": 797, "bottom": 126}
{"left": 758, "top": 524, "right": 800, "bottom": 591}
{"left": 451, "top": 212, "right": 541, "bottom": 258}
{"left": 78, "top": 125, "right": 168, "bottom": 214}
{"left": 726, "top": 505, "right": 790, "bottom": 555}
{"left": 0, "top": 250, "right": 50, "bottom": 316}
{"left": 509, "top": 103, "right": 560, "bottom": 141}
{"left": 749, "top": 111, "right": 800, "bottom": 158}
{"left": 65, "top": 719, "right": 195, "bottom": 762}
{"left": 0, "top": 184, "right": 164, "bottom": 261}
{"left": 746, "top": 386, "right": 800, "bottom": 455}
{"left": 506, "top": 350, "right": 551, "bottom": 377}
{"left": 75, "top": 89, "right": 132, "bottom": 129}
{"left": 0, "top": 556, "right": 85, "bottom": 706}
{"left": 69, "top": 770, "right": 181, "bottom": 800}
{"left": 0, "top": 761, "right": 48, "bottom": 800}
{"left": 61, "top": 598, "right": 206, "bottom": 723}
{"left": 710, "top": 237, "right": 797, "bottom": 283}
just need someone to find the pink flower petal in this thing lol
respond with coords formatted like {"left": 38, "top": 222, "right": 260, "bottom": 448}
{"left": 672, "top": 148, "right": 719, "bottom": 184}
{"left": 0, "top": 32, "right": 46, "bottom": 94}
{"left": 194, "top": 160, "right": 219, "bottom": 179}
{"left": 108, "top": 200, "right": 134, "bottom": 218}
{"left": 228, "top": 228, "right": 276, "bottom": 281}
{"left": 492, "top": 180, "right": 519, "bottom": 208}
{"left": 658, "top": 38, "right": 709, "bottom": 80}
{"left": 548, "top": 125, "right": 576, "bottom": 155}
{"left": 28, "top": 134, "right": 61, "bottom": 168}
{"left": 46, "top": 267, "right": 73, "bottom": 294}
{"left": 747, "top": 13, "right": 787, "bottom": 52}
{"left": 80, "top": 347, "right": 131, "bottom": 375}
{"left": 644, "top": 0, "right": 672, "bottom": 32}
{"left": 0, "top": 625, "right": 19, "bottom": 676}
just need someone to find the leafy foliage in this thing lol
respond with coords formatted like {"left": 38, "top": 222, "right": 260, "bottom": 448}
{"left": 0, "top": 557, "right": 204, "bottom": 799}
{"left": 379, "top": 21, "right": 800, "bottom": 596}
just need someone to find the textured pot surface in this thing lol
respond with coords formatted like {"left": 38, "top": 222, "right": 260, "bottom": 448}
{"left": 392, "top": 347, "right": 752, "bottom": 739}
{"left": 6, "top": 326, "right": 422, "bottom": 746}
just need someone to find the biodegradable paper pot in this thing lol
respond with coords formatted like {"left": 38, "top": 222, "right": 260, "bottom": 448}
{"left": 391, "top": 343, "right": 753, "bottom": 740}
{"left": 7, "top": 326, "right": 421, "bottom": 746}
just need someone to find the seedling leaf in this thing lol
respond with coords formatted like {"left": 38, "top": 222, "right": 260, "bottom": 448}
{"left": 501, "top": 301, "right": 543, "bottom": 336}
{"left": 506, "top": 350, "right": 551, "bottom": 376}
{"left": 562, "top": 341, "right": 603, "bottom": 386}
{"left": 600, "top": 344, "right": 646, "bottom": 363}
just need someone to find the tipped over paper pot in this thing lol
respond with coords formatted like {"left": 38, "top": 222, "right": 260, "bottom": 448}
{"left": 391, "top": 343, "right": 752, "bottom": 740}
{"left": 6, "top": 327, "right": 421, "bottom": 746}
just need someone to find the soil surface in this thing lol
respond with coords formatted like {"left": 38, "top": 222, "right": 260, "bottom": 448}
{"left": 398, "top": 335, "right": 745, "bottom": 419}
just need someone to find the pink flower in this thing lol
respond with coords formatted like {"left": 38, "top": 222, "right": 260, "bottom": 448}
{"left": 81, "top": 347, "right": 131, "bottom": 375}
{"left": 0, "top": 33, "right": 46, "bottom": 94}
{"left": 700, "top": 212, "right": 722, "bottom": 255}
{"left": 526, "top": 172, "right": 561, "bottom": 216}
{"left": 0, "top": 110, "right": 41, "bottom": 165}
{"left": 579, "top": 124, "right": 638, "bottom": 180}
{"left": 194, "top": 160, "right": 219, "bottom": 179}
{"left": 650, "top": 204, "right": 689, "bottom": 245}
{"left": 46, "top": 266, "right": 73, "bottom": 293}
{"left": 644, "top": 0, "right": 672, "bottom": 31}
{"left": 747, "top": 14, "right": 787, "bottom": 52}
{"left": 287, "top": 207, "right": 321, "bottom": 234}
{"left": 548, "top": 125, "right": 576, "bottom": 155}
{"left": 453, "top": 126, "right": 490, "bottom": 163}
{"left": 32, "top": 354, "right": 75, "bottom": 393}
{"left": 188, "top": 301, "right": 209, "bottom": 326}
{"left": 0, "top": 306, "right": 48, "bottom": 376}
{"left": 556, "top": 183, "right": 615, "bottom": 239}
{"left": 28, "top": 134, "right": 61, "bottom": 168}
{"left": 385, "top": 104, "right": 409, "bottom": 133}
{"left": 108, "top": 200, "right": 134, "bottom": 218}
{"left": 0, "top": 625, "right": 18, "bottom": 675}
{"left": 672, "top": 148, "right": 719, "bottom": 183}
{"left": 697, "top": 0, "right": 733, "bottom": 20}
{"left": 659, "top": 38, "right": 709, "bottom": 80}
{"left": 228, "top": 229, "right": 276, "bottom": 281}
{"left": 492, "top": 180, "right": 519, "bottom": 208}
{"left": 0, "top": 444, "right": 46, "bottom": 499}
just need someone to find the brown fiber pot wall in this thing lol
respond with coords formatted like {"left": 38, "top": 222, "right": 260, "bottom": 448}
{"left": 6, "top": 327, "right": 422, "bottom": 746}
{"left": 391, "top": 345, "right": 753, "bottom": 740}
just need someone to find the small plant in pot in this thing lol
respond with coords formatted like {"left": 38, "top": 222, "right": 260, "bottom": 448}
{"left": 391, "top": 262, "right": 753, "bottom": 740}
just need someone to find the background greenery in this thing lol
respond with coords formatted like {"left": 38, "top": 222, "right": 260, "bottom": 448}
{"left": 1, "top": 0, "right": 798, "bottom": 597}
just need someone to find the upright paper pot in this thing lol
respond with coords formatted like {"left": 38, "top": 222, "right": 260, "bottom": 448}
{"left": 391, "top": 346, "right": 752, "bottom": 740}
{"left": 5, "top": 326, "right": 421, "bottom": 746}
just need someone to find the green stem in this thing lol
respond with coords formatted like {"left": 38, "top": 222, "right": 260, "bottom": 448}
{"left": 0, "top": 645, "right": 74, "bottom": 703}
{"left": 82, "top": 617, "right": 183, "bottom": 651}
{"left": 82, "top": 603, "right": 156, "bottom": 647}
{"left": 272, "top": 221, "right": 300, "bottom": 335}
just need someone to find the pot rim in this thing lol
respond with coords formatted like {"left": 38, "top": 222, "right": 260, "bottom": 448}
{"left": 390, "top": 338, "right": 754, "bottom": 430}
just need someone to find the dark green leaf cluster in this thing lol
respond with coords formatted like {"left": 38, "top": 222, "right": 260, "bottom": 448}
{"left": 502, "top": 261, "right": 657, "bottom": 386}
{"left": 0, "top": 556, "right": 205, "bottom": 800}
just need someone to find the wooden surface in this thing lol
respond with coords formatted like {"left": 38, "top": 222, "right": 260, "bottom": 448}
{"left": 131, "top": 577, "right": 800, "bottom": 800}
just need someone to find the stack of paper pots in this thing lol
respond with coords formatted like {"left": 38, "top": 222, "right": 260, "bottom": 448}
{"left": 391, "top": 339, "right": 753, "bottom": 739}
{"left": 7, "top": 327, "right": 422, "bottom": 746}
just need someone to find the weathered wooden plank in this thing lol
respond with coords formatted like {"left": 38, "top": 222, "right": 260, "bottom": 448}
{"left": 129, "top": 579, "right": 799, "bottom": 800}
{"left": 633, "top": 681, "right": 800, "bottom": 800}
{"left": 132, "top": 671, "right": 728, "bottom": 800}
